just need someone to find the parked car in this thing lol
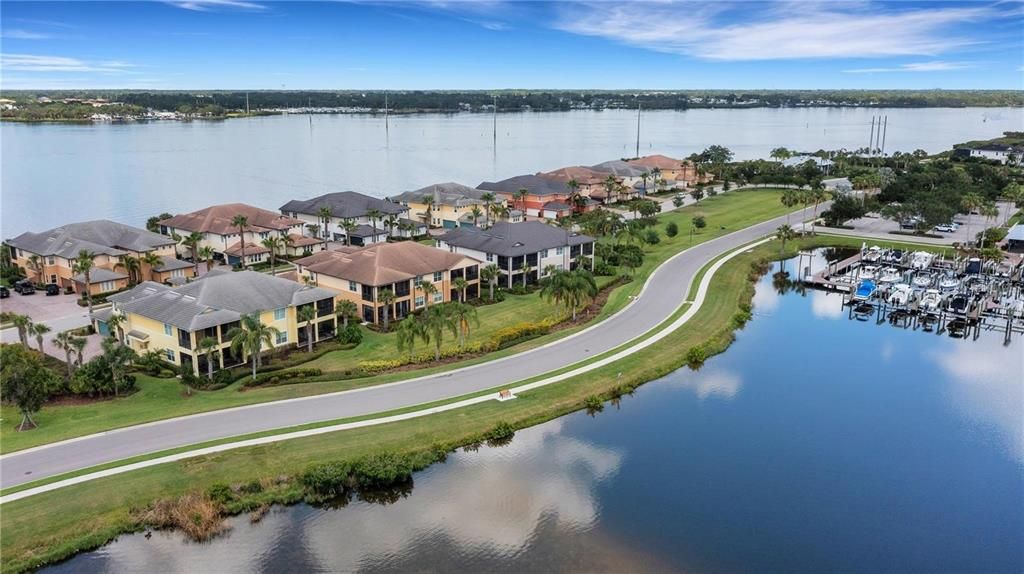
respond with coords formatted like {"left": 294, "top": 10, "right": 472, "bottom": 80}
{"left": 12, "top": 279, "right": 33, "bottom": 293}
{"left": 45, "top": 283, "right": 60, "bottom": 296}
{"left": 19, "top": 283, "right": 36, "bottom": 295}
{"left": 934, "top": 223, "right": 956, "bottom": 233}
{"left": 0, "top": 286, "right": 9, "bottom": 299}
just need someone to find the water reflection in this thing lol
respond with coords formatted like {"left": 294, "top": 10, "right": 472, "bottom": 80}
{"left": 679, "top": 368, "right": 743, "bottom": 400}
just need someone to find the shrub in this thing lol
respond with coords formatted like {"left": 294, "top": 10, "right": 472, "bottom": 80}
{"left": 644, "top": 229, "right": 660, "bottom": 245}
{"left": 352, "top": 452, "right": 415, "bottom": 488}
{"left": 337, "top": 323, "right": 363, "bottom": 345}
{"left": 300, "top": 461, "right": 354, "bottom": 497}
{"left": 483, "top": 421, "right": 516, "bottom": 446}
{"left": 584, "top": 395, "right": 604, "bottom": 414}
{"left": 243, "top": 368, "right": 323, "bottom": 388}
{"left": 206, "top": 483, "right": 236, "bottom": 505}
{"left": 666, "top": 221, "right": 679, "bottom": 237}
{"left": 685, "top": 345, "right": 708, "bottom": 369}
{"left": 238, "top": 480, "right": 264, "bottom": 495}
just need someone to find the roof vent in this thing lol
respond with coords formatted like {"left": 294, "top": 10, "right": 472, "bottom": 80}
{"left": 513, "top": 241, "right": 524, "bottom": 247}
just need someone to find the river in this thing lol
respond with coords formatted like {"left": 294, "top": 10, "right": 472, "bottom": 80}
{"left": 47, "top": 252, "right": 1024, "bottom": 573}
{"left": 2, "top": 107, "right": 1022, "bottom": 237}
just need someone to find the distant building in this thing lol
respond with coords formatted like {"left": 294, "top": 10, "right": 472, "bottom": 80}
{"left": 782, "top": 155, "right": 834, "bottom": 170}
{"left": 477, "top": 174, "right": 598, "bottom": 219}
{"left": 279, "top": 191, "right": 419, "bottom": 243}
{"left": 956, "top": 144, "right": 1023, "bottom": 165}
{"left": 626, "top": 154, "right": 706, "bottom": 188}
{"left": 542, "top": 166, "right": 635, "bottom": 204}
{"left": 1007, "top": 224, "right": 1024, "bottom": 251}
{"left": 437, "top": 221, "right": 594, "bottom": 287}
{"left": 390, "top": 182, "right": 507, "bottom": 229}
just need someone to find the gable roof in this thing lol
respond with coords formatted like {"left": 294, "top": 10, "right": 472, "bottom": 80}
{"left": 7, "top": 220, "right": 176, "bottom": 258}
{"left": 627, "top": 154, "right": 685, "bottom": 170}
{"left": 390, "top": 182, "right": 492, "bottom": 208}
{"left": 589, "top": 159, "right": 649, "bottom": 178}
{"left": 542, "top": 166, "right": 612, "bottom": 185}
{"left": 477, "top": 174, "right": 570, "bottom": 197}
{"left": 279, "top": 191, "right": 407, "bottom": 219}
{"left": 438, "top": 221, "right": 594, "bottom": 257}
{"left": 295, "top": 241, "right": 480, "bottom": 286}
{"left": 111, "top": 270, "right": 335, "bottom": 332}
{"left": 159, "top": 204, "right": 303, "bottom": 236}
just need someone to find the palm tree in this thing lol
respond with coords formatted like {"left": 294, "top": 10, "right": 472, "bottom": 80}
{"left": 453, "top": 277, "right": 469, "bottom": 302}
{"left": 808, "top": 186, "right": 829, "bottom": 234}
{"left": 489, "top": 202, "right": 505, "bottom": 224}
{"left": 480, "top": 264, "right": 500, "bottom": 301}
{"left": 31, "top": 323, "right": 51, "bottom": 354}
{"left": 367, "top": 208, "right": 383, "bottom": 242}
{"left": 230, "top": 214, "right": 249, "bottom": 264}
{"left": 336, "top": 299, "right": 357, "bottom": 328}
{"left": 775, "top": 224, "right": 796, "bottom": 255}
{"left": 448, "top": 302, "right": 478, "bottom": 349}
{"left": 539, "top": 270, "right": 569, "bottom": 312}
{"left": 141, "top": 251, "right": 163, "bottom": 281}
{"left": 960, "top": 193, "right": 983, "bottom": 246}
{"left": 639, "top": 171, "right": 650, "bottom": 195}
{"left": 396, "top": 314, "right": 427, "bottom": 360}
{"left": 69, "top": 335, "right": 87, "bottom": 367}
{"left": 101, "top": 337, "right": 136, "bottom": 397}
{"left": 118, "top": 255, "right": 141, "bottom": 286}
{"left": 978, "top": 201, "right": 1001, "bottom": 249}
{"left": 422, "top": 304, "right": 456, "bottom": 361}
{"left": 780, "top": 189, "right": 801, "bottom": 224}
{"left": 469, "top": 205, "right": 484, "bottom": 227}
{"left": 384, "top": 214, "right": 399, "bottom": 238}
{"left": 519, "top": 262, "right": 533, "bottom": 287}
{"left": 198, "top": 246, "right": 216, "bottom": 272}
{"left": 106, "top": 312, "right": 125, "bottom": 340}
{"left": 480, "top": 192, "right": 496, "bottom": 227}
{"left": 197, "top": 336, "right": 219, "bottom": 379}
{"left": 564, "top": 269, "right": 598, "bottom": 321}
{"left": 182, "top": 231, "right": 204, "bottom": 273}
{"left": 651, "top": 167, "right": 662, "bottom": 190}
{"left": 10, "top": 313, "right": 33, "bottom": 347}
{"left": 566, "top": 178, "right": 582, "bottom": 213}
{"left": 53, "top": 331, "right": 76, "bottom": 378}
{"left": 73, "top": 249, "right": 96, "bottom": 315}
{"left": 514, "top": 188, "right": 529, "bottom": 213}
{"left": 26, "top": 254, "right": 43, "bottom": 283}
{"left": 298, "top": 305, "right": 317, "bottom": 352}
{"left": 378, "top": 289, "right": 396, "bottom": 331}
{"left": 418, "top": 280, "right": 438, "bottom": 308}
{"left": 280, "top": 233, "right": 295, "bottom": 257}
{"left": 341, "top": 218, "right": 357, "bottom": 246}
{"left": 318, "top": 207, "right": 333, "bottom": 246}
{"left": 261, "top": 236, "right": 281, "bottom": 272}
{"left": 227, "top": 313, "right": 280, "bottom": 380}
{"left": 421, "top": 195, "right": 436, "bottom": 228}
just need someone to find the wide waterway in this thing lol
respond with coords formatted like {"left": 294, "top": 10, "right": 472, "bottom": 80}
{"left": 3, "top": 107, "right": 1022, "bottom": 236}
{"left": 47, "top": 253, "right": 1024, "bottom": 573}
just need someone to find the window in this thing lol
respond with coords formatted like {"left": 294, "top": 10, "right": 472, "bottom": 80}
{"left": 165, "top": 349, "right": 175, "bottom": 362}
{"left": 486, "top": 253, "right": 494, "bottom": 262}
{"left": 50, "top": 274, "right": 57, "bottom": 284}
{"left": 433, "top": 271, "right": 443, "bottom": 282}
{"left": 275, "top": 331, "right": 288, "bottom": 345}
{"left": 415, "top": 275, "right": 423, "bottom": 284}
{"left": 273, "top": 308, "right": 286, "bottom": 321}
{"left": 47, "top": 256, "right": 55, "bottom": 265}
{"left": 556, "top": 247, "right": 564, "bottom": 255}
{"left": 433, "top": 292, "right": 443, "bottom": 303}
{"left": 415, "top": 295, "right": 425, "bottom": 308}
{"left": 164, "top": 323, "right": 173, "bottom": 336}
{"left": 101, "top": 281, "right": 115, "bottom": 292}
{"left": 349, "top": 280, "right": 358, "bottom": 292}
{"left": 539, "top": 249, "right": 549, "bottom": 258}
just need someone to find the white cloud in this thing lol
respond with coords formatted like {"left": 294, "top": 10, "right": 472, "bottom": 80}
{"left": 844, "top": 60, "right": 975, "bottom": 73}
{"left": 166, "top": 0, "right": 266, "bottom": 11}
{"left": 0, "top": 29, "right": 52, "bottom": 40}
{"left": 0, "top": 54, "right": 135, "bottom": 74}
{"left": 555, "top": 1, "right": 996, "bottom": 61}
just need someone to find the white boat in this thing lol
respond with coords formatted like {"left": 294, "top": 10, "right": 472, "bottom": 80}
{"left": 911, "top": 251, "right": 935, "bottom": 270}
{"left": 879, "top": 267, "right": 902, "bottom": 283}
{"left": 938, "top": 275, "right": 959, "bottom": 291}
{"left": 859, "top": 265, "right": 878, "bottom": 280}
{"left": 863, "top": 246, "right": 883, "bottom": 262}
{"left": 920, "top": 289, "right": 942, "bottom": 313}
{"left": 912, "top": 272, "right": 933, "bottom": 288}
{"left": 887, "top": 283, "right": 913, "bottom": 305}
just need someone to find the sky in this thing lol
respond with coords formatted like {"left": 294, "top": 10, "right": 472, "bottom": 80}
{"left": 1, "top": 0, "right": 1022, "bottom": 90}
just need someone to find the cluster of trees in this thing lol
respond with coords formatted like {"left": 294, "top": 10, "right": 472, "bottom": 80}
{"left": 395, "top": 301, "right": 479, "bottom": 361}
{"left": 1, "top": 102, "right": 147, "bottom": 121}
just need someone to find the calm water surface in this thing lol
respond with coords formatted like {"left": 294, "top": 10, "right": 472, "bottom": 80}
{"left": 3, "top": 107, "right": 1022, "bottom": 236}
{"left": 49, "top": 254, "right": 1024, "bottom": 573}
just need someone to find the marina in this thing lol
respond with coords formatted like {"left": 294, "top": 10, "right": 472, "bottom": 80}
{"left": 800, "top": 245, "right": 1024, "bottom": 344}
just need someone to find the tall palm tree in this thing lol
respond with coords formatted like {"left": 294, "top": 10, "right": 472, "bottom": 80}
{"left": 775, "top": 224, "right": 796, "bottom": 255}
{"left": 519, "top": 262, "right": 533, "bottom": 287}
{"left": 514, "top": 188, "right": 529, "bottom": 213}
{"left": 228, "top": 313, "right": 280, "bottom": 380}
{"left": 10, "top": 313, "right": 32, "bottom": 347}
{"left": 384, "top": 214, "right": 399, "bottom": 238}
{"left": 480, "top": 192, "right": 496, "bottom": 227}
{"left": 230, "top": 214, "right": 249, "bottom": 264}
{"left": 197, "top": 246, "right": 215, "bottom": 271}
{"left": 960, "top": 192, "right": 984, "bottom": 246}
{"left": 197, "top": 336, "right": 219, "bottom": 379}
{"left": 53, "top": 330, "right": 76, "bottom": 378}
{"left": 118, "top": 255, "right": 141, "bottom": 286}
{"left": 809, "top": 186, "right": 829, "bottom": 234}
{"left": 564, "top": 269, "right": 598, "bottom": 321}
{"left": 480, "top": 264, "right": 500, "bottom": 301}
{"left": 469, "top": 205, "right": 483, "bottom": 227}
{"left": 261, "top": 236, "right": 281, "bottom": 273}
{"left": 318, "top": 207, "right": 333, "bottom": 246}
{"left": 336, "top": 299, "right": 357, "bottom": 328}
{"left": 448, "top": 302, "right": 478, "bottom": 349}
{"left": 341, "top": 218, "right": 357, "bottom": 246}
{"left": 70, "top": 336, "right": 87, "bottom": 367}
{"left": 73, "top": 249, "right": 96, "bottom": 316}
{"left": 106, "top": 312, "right": 125, "bottom": 340}
{"left": 651, "top": 167, "right": 662, "bottom": 190}
{"left": 31, "top": 323, "right": 51, "bottom": 354}
{"left": 421, "top": 195, "right": 435, "bottom": 228}
{"left": 378, "top": 289, "right": 396, "bottom": 331}
{"left": 367, "top": 208, "right": 383, "bottom": 242}
{"left": 298, "top": 305, "right": 317, "bottom": 352}
{"left": 418, "top": 280, "right": 438, "bottom": 308}
{"left": 566, "top": 178, "right": 582, "bottom": 213}
{"left": 422, "top": 304, "right": 456, "bottom": 361}
{"left": 396, "top": 314, "right": 427, "bottom": 360}
{"left": 141, "top": 251, "right": 163, "bottom": 282}
{"left": 182, "top": 231, "right": 204, "bottom": 273}
{"left": 27, "top": 254, "right": 43, "bottom": 283}
{"left": 101, "top": 337, "right": 136, "bottom": 397}
{"left": 453, "top": 277, "right": 469, "bottom": 303}
{"left": 780, "top": 189, "right": 801, "bottom": 225}
{"left": 279, "top": 233, "right": 295, "bottom": 257}
{"left": 978, "top": 201, "right": 1001, "bottom": 249}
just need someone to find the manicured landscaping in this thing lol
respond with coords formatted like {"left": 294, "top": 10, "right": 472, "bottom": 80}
{"left": 0, "top": 189, "right": 791, "bottom": 454}
{"left": 0, "top": 229, "right": 838, "bottom": 574}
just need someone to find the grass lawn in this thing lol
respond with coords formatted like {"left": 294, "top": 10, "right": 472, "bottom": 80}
{"left": 0, "top": 232, "right": 963, "bottom": 573}
{"left": 0, "top": 189, "right": 791, "bottom": 454}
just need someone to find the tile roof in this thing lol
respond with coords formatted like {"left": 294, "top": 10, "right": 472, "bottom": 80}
{"left": 72, "top": 268, "right": 128, "bottom": 284}
{"left": 159, "top": 203, "right": 303, "bottom": 236}
{"left": 154, "top": 256, "right": 194, "bottom": 272}
{"left": 542, "top": 166, "right": 611, "bottom": 185}
{"left": 113, "top": 270, "right": 335, "bottom": 332}
{"left": 477, "top": 174, "right": 571, "bottom": 197}
{"left": 295, "top": 242, "right": 480, "bottom": 286}
{"left": 438, "top": 221, "right": 594, "bottom": 257}
{"left": 286, "top": 234, "right": 322, "bottom": 247}
{"left": 589, "top": 160, "right": 650, "bottom": 177}
{"left": 627, "top": 154, "right": 685, "bottom": 170}
{"left": 390, "top": 182, "right": 492, "bottom": 208}
{"left": 279, "top": 191, "right": 407, "bottom": 219}
{"left": 348, "top": 224, "right": 389, "bottom": 238}
{"left": 224, "top": 240, "right": 271, "bottom": 257}
{"left": 6, "top": 220, "right": 176, "bottom": 259}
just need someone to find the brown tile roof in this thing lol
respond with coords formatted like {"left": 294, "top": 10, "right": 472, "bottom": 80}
{"left": 287, "top": 234, "right": 321, "bottom": 247}
{"left": 542, "top": 166, "right": 613, "bottom": 185}
{"left": 159, "top": 203, "right": 303, "bottom": 235}
{"left": 627, "top": 154, "right": 685, "bottom": 170}
{"left": 295, "top": 241, "right": 481, "bottom": 286}
{"left": 224, "top": 240, "right": 271, "bottom": 257}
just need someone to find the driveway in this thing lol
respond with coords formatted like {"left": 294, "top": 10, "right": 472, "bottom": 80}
{"left": 0, "top": 291, "right": 85, "bottom": 323}
{"left": 841, "top": 201, "right": 1015, "bottom": 245}
{"left": 0, "top": 204, "right": 826, "bottom": 489}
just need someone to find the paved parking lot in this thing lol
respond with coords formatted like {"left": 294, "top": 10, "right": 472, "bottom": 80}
{"left": 1, "top": 290, "right": 89, "bottom": 322}
{"left": 844, "top": 201, "right": 1014, "bottom": 245}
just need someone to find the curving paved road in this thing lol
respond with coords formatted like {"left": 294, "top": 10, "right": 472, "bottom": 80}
{"left": 0, "top": 204, "right": 821, "bottom": 489}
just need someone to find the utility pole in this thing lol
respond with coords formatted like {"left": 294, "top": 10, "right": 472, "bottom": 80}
{"left": 635, "top": 102, "right": 641, "bottom": 159}
{"left": 880, "top": 116, "right": 888, "bottom": 157}
{"left": 492, "top": 94, "right": 497, "bottom": 147}
{"left": 384, "top": 92, "right": 390, "bottom": 137}
{"left": 867, "top": 116, "right": 875, "bottom": 157}
{"left": 245, "top": 92, "right": 250, "bottom": 115}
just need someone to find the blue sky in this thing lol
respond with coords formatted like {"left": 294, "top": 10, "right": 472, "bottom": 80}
{"left": 1, "top": 1, "right": 1022, "bottom": 90}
